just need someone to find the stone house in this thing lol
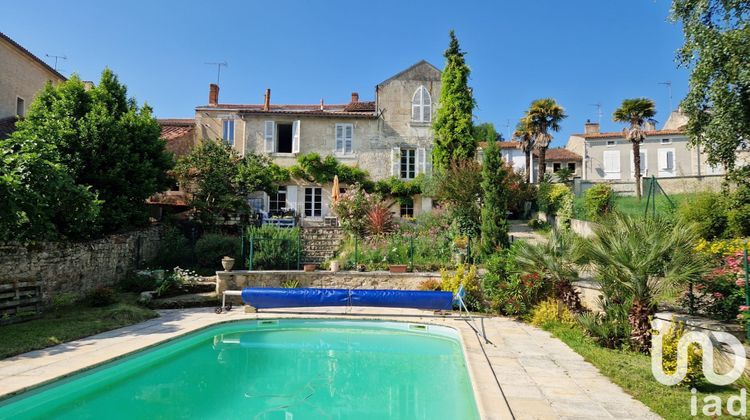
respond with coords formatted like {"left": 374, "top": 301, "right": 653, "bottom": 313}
{"left": 565, "top": 111, "right": 724, "bottom": 182}
{"left": 147, "top": 119, "right": 197, "bottom": 214}
{"left": 0, "top": 31, "right": 66, "bottom": 138}
{"left": 192, "top": 60, "right": 441, "bottom": 223}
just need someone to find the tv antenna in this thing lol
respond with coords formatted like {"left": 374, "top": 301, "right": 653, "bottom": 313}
{"left": 658, "top": 81, "right": 673, "bottom": 111}
{"left": 205, "top": 61, "right": 228, "bottom": 85}
{"left": 590, "top": 102, "right": 603, "bottom": 124}
{"left": 45, "top": 53, "right": 67, "bottom": 71}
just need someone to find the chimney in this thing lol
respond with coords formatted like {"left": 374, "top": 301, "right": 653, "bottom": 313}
{"left": 208, "top": 84, "right": 219, "bottom": 106}
{"left": 351, "top": 92, "right": 359, "bottom": 103}
{"left": 320, "top": 99, "right": 324, "bottom": 110}
{"left": 82, "top": 81, "right": 95, "bottom": 91}
{"left": 584, "top": 119, "right": 600, "bottom": 134}
{"left": 644, "top": 121, "right": 656, "bottom": 131}
{"left": 263, "top": 88, "right": 271, "bottom": 111}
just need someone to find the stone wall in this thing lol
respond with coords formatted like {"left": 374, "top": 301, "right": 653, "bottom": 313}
{"left": 216, "top": 270, "right": 440, "bottom": 297}
{"left": 0, "top": 225, "right": 163, "bottom": 300}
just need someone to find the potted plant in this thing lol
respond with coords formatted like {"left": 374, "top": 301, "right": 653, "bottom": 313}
{"left": 389, "top": 264, "right": 408, "bottom": 273}
{"left": 303, "top": 264, "right": 317, "bottom": 272}
{"left": 221, "top": 256, "right": 235, "bottom": 271}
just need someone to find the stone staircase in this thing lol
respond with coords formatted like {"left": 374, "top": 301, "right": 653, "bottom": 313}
{"left": 300, "top": 227, "right": 343, "bottom": 264}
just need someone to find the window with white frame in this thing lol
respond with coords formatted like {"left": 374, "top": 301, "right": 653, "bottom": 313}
{"left": 304, "top": 187, "right": 322, "bottom": 217}
{"left": 658, "top": 148, "right": 676, "bottom": 177}
{"left": 411, "top": 85, "right": 432, "bottom": 123}
{"left": 222, "top": 119, "right": 235, "bottom": 145}
{"left": 335, "top": 123, "right": 353, "bottom": 154}
{"left": 16, "top": 97, "right": 25, "bottom": 117}
{"left": 567, "top": 162, "right": 576, "bottom": 171}
{"left": 269, "top": 186, "right": 287, "bottom": 214}
{"left": 660, "top": 138, "right": 671, "bottom": 144}
{"left": 606, "top": 140, "right": 616, "bottom": 146}
{"left": 264, "top": 120, "right": 300, "bottom": 154}
{"left": 400, "top": 148, "right": 416, "bottom": 179}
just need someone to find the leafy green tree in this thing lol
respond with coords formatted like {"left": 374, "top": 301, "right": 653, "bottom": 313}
{"left": 513, "top": 118, "right": 535, "bottom": 183}
{"left": 472, "top": 122, "right": 500, "bottom": 144}
{"left": 435, "top": 159, "right": 483, "bottom": 237}
{"left": 480, "top": 140, "right": 510, "bottom": 255}
{"left": 0, "top": 135, "right": 101, "bottom": 241}
{"left": 613, "top": 98, "right": 656, "bottom": 200}
{"left": 174, "top": 140, "right": 285, "bottom": 227}
{"left": 524, "top": 98, "right": 566, "bottom": 180}
{"left": 432, "top": 30, "right": 476, "bottom": 173}
{"left": 11, "top": 70, "right": 173, "bottom": 232}
{"left": 672, "top": 0, "right": 750, "bottom": 173}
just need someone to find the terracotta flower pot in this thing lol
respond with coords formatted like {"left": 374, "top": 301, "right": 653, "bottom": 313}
{"left": 389, "top": 264, "right": 408, "bottom": 273}
{"left": 221, "top": 257, "right": 235, "bottom": 271}
{"left": 303, "top": 264, "right": 317, "bottom": 272}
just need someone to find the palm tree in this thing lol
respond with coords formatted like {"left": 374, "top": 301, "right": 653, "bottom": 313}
{"left": 612, "top": 98, "right": 656, "bottom": 201}
{"left": 513, "top": 118, "right": 535, "bottom": 183}
{"left": 576, "top": 213, "right": 708, "bottom": 352}
{"left": 514, "top": 228, "right": 583, "bottom": 312}
{"left": 525, "top": 98, "right": 567, "bottom": 180}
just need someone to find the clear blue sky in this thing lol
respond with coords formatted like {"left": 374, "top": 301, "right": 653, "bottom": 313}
{"left": 2, "top": 0, "right": 687, "bottom": 147}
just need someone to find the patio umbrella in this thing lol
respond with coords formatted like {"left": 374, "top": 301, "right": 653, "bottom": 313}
{"left": 332, "top": 175, "right": 340, "bottom": 203}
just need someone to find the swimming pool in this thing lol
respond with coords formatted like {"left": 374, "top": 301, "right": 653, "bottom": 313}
{"left": 0, "top": 319, "right": 479, "bottom": 419}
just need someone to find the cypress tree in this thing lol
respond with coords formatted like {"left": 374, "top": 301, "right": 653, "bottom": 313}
{"left": 480, "top": 140, "right": 510, "bottom": 255}
{"left": 432, "top": 30, "right": 475, "bottom": 174}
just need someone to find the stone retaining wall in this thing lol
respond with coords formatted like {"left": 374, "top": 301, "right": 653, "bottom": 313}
{"left": 216, "top": 270, "right": 440, "bottom": 297}
{"left": 0, "top": 225, "right": 163, "bottom": 301}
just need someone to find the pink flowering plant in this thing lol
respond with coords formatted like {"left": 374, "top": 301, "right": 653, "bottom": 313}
{"left": 684, "top": 249, "right": 750, "bottom": 323}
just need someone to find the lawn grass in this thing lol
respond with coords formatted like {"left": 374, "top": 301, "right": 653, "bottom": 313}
{"left": 573, "top": 192, "right": 697, "bottom": 221}
{"left": 0, "top": 293, "right": 157, "bottom": 359}
{"left": 543, "top": 321, "right": 741, "bottom": 419}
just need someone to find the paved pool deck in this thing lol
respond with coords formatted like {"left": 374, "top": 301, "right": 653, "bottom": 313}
{"left": 0, "top": 307, "right": 658, "bottom": 419}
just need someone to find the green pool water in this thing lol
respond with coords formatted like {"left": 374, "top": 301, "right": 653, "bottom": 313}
{"left": 0, "top": 319, "right": 479, "bottom": 419}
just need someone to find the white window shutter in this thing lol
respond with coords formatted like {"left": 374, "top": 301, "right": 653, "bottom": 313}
{"left": 658, "top": 149, "right": 668, "bottom": 170}
{"left": 335, "top": 124, "right": 343, "bottom": 153}
{"left": 292, "top": 120, "right": 300, "bottom": 153}
{"left": 417, "top": 148, "right": 426, "bottom": 174}
{"left": 391, "top": 147, "right": 400, "bottom": 176}
{"left": 264, "top": 121, "right": 274, "bottom": 153}
{"left": 666, "top": 151, "right": 674, "bottom": 170}
{"left": 344, "top": 124, "right": 353, "bottom": 154}
{"left": 286, "top": 186, "right": 298, "bottom": 214}
{"left": 630, "top": 150, "right": 647, "bottom": 177}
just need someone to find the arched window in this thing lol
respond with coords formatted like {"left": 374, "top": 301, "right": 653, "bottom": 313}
{"left": 411, "top": 85, "right": 431, "bottom": 122}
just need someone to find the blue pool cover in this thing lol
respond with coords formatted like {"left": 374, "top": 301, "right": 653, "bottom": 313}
{"left": 240, "top": 287, "right": 454, "bottom": 310}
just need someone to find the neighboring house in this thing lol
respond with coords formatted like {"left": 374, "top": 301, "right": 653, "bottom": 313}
{"left": 146, "top": 119, "right": 197, "bottom": 214}
{"left": 477, "top": 142, "right": 582, "bottom": 182}
{"left": 193, "top": 60, "right": 441, "bottom": 223}
{"left": 566, "top": 110, "right": 723, "bottom": 182}
{"left": 0, "top": 31, "right": 66, "bottom": 138}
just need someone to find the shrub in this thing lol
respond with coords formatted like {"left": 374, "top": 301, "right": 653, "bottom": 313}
{"left": 537, "top": 183, "right": 574, "bottom": 227}
{"left": 104, "top": 304, "right": 155, "bottom": 323}
{"left": 366, "top": 204, "right": 396, "bottom": 236}
{"left": 152, "top": 227, "right": 194, "bottom": 269}
{"left": 576, "top": 298, "right": 631, "bottom": 349}
{"left": 530, "top": 298, "right": 576, "bottom": 327}
{"left": 656, "top": 321, "right": 704, "bottom": 387}
{"left": 676, "top": 192, "right": 727, "bottom": 239}
{"left": 194, "top": 234, "right": 240, "bottom": 269}
{"left": 120, "top": 272, "right": 159, "bottom": 293}
{"left": 482, "top": 244, "right": 550, "bottom": 315}
{"left": 155, "top": 267, "right": 200, "bottom": 297}
{"left": 330, "top": 184, "right": 377, "bottom": 237}
{"left": 247, "top": 225, "right": 300, "bottom": 270}
{"left": 51, "top": 292, "right": 78, "bottom": 311}
{"left": 440, "top": 264, "right": 484, "bottom": 311}
{"left": 418, "top": 279, "right": 442, "bottom": 291}
{"left": 86, "top": 286, "right": 117, "bottom": 307}
{"left": 727, "top": 203, "right": 750, "bottom": 238}
{"left": 685, "top": 249, "right": 749, "bottom": 321}
{"left": 583, "top": 184, "right": 615, "bottom": 221}
{"left": 280, "top": 279, "right": 300, "bottom": 288}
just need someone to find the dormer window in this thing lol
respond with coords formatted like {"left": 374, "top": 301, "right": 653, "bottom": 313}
{"left": 411, "top": 85, "right": 432, "bottom": 123}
